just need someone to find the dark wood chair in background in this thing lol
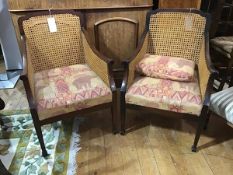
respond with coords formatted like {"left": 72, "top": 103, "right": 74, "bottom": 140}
{"left": 202, "top": 0, "right": 233, "bottom": 90}
{"left": 210, "top": 36, "right": 233, "bottom": 90}
{"left": 18, "top": 11, "right": 117, "bottom": 157}
{"left": 120, "top": 9, "right": 218, "bottom": 152}
{"left": 193, "top": 86, "right": 233, "bottom": 151}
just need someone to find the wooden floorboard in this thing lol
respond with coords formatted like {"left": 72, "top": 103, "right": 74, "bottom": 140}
{"left": 77, "top": 110, "right": 233, "bottom": 175}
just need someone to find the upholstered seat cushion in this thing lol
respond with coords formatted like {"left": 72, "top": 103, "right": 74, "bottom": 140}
{"left": 210, "top": 36, "right": 233, "bottom": 59}
{"left": 34, "top": 64, "right": 112, "bottom": 120}
{"left": 126, "top": 75, "right": 202, "bottom": 115}
{"left": 136, "top": 54, "right": 195, "bottom": 82}
{"left": 210, "top": 87, "right": 233, "bottom": 124}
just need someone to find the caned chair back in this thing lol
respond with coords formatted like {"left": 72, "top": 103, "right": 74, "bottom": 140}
{"left": 22, "top": 13, "right": 85, "bottom": 72}
{"left": 147, "top": 11, "right": 207, "bottom": 64}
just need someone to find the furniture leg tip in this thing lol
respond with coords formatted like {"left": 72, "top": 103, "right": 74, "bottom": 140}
{"left": 2, "top": 126, "right": 8, "bottom": 131}
{"left": 191, "top": 145, "right": 197, "bottom": 152}
{"left": 42, "top": 151, "right": 49, "bottom": 157}
{"left": 120, "top": 131, "right": 126, "bottom": 135}
{"left": 112, "top": 129, "right": 118, "bottom": 135}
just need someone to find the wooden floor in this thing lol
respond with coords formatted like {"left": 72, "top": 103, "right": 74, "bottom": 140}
{"left": 1, "top": 80, "right": 233, "bottom": 175}
{"left": 78, "top": 109, "right": 233, "bottom": 175}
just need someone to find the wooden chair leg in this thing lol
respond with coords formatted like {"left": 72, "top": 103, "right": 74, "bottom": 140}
{"left": 120, "top": 91, "right": 126, "bottom": 135}
{"left": 0, "top": 159, "right": 11, "bottom": 175}
{"left": 229, "top": 68, "right": 233, "bottom": 87}
{"left": 218, "top": 79, "right": 225, "bottom": 91}
{"left": 204, "top": 110, "right": 211, "bottom": 130}
{"left": 111, "top": 91, "right": 118, "bottom": 134}
{"left": 192, "top": 107, "right": 209, "bottom": 152}
{"left": 31, "top": 110, "right": 48, "bottom": 157}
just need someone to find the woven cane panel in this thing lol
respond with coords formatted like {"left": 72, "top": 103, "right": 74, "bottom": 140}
{"left": 128, "top": 34, "right": 149, "bottom": 88}
{"left": 198, "top": 39, "right": 210, "bottom": 100}
{"left": 23, "top": 14, "right": 85, "bottom": 72}
{"left": 26, "top": 41, "right": 36, "bottom": 98}
{"left": 82, "top": 32, "right": 110, "bottom": 87}
{"left": 148, "top": 12, "right": 206, "bottom": 64}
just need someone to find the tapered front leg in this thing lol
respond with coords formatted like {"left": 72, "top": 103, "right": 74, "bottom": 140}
{"left": 111, "top": 90, "right": 118, "bottom": 134}
{"left": 192, "top": 107, "right": 209, "bottom": 152}
{"left": 31, "top": 110, "right": 48, "bottom": 157}
{"left": 120, "top": 91, "right": 126, "bottom": 135}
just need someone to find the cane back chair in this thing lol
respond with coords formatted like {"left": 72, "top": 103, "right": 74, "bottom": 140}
{"left": 18, "top": 11, "right": 117, "bottom": 157}
{"left": 120, "top": 9, "right": 218, "bottom": 152}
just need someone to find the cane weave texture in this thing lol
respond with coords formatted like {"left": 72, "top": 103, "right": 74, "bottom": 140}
{"left": 82, "top": 32, "right": 110, "bottom": 86}
{"left": 128, "top": 34, "right": 149, "bottom": 88}
{"left": 198, "top": 39, "right": 211, "bottom": 100}
{"left": 26, "top": 42, "right": 36, "bottom": 98}
{"left": 23, "top": 14, "right": 85, "bottom": 72}
{"left": 147, "top": 12, "right": 206, "bottom": 64}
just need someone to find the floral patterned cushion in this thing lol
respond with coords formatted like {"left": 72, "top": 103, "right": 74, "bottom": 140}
{"left": 34, "top": 64, "right": 112, "bottom": 120}
{"left": 126, "top": 74, "right": 202, "bottom": 115}
{"left": 136, "top": 54, "right": 195, "bottom": 82}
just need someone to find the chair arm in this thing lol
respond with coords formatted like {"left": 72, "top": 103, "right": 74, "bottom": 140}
{"left": 19, "top": 35, "right": 36, "bottom": 99}
{"left": 199, "top": 35, "right": 219, "bottom": 107}
{"left": 81, "top": 29, "right": 116, "bottom": 91}
{"left": 120, "top": 61, "right": 129, "bottom": 93}
{"left": 20, "top": 35, "right": 27, "bottom": 76}
{"left": 121, "top": 31, "right": 149, "bottom": 91}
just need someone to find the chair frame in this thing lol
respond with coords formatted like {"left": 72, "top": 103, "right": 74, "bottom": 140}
{"left": 120, "top": 9, "right": 218, "bottom": 152}
{"left": 18, "top": 10, "right": 117, "bottom": 157}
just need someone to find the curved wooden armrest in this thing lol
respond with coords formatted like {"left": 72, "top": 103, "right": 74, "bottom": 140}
{"left": 120, "top": 61, "right": 129, "bottom": 93}
{"left": 81, "top": 28, "right": 116, "bottom": 91}
{"left": 120, "top": 30, "right": 149, "bottom": 91}
{"left": 82, "top": 28, "right": 112, "bottom": 64}
{"left": 199, "top": 34, "right": 219, "bottom": 107}
{"left": 19, "top": 34, "right": 36, "bottom": 99}
{"left": 20, "top": 35, "right": 27, "bottom": 76}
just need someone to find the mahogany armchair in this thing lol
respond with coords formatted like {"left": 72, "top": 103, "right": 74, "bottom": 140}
{"left": 18, "top": 11, "right": 117, "bottom": 157}
{"left": 120, "top": 9, "right": 218, "bottom": 152}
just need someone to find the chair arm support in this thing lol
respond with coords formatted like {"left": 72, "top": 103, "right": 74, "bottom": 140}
{"left": 202, "top": 72, "right": 218, "bottom": 106}
{"left": 20, "top": 35, "right": 27, "bottom": 76}
{"left": 108, "top": 60, "right": 117, "bottom": 92}
{"left": 205, "top": 34, "right": 219, "bottom": 74}
{"left": 20, "top": 34, "right": 37, "bottom": 99}
{"left": 200, "top": 33, "right": 219, "bottom": 106}
{"left": 81, "top": 29, "right": 116, "bottom": 91}
{"left": 120, "top": 61, "right": 129, "bottom": 93}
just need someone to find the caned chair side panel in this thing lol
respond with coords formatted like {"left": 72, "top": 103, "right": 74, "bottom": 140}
{"left": 23, "top": 14, "right": 85, "bottom": 72}
{"left": 128, "top": 34, "right": 149, "bottom": 89}
{"left": 26, "top": 41, "right": 36, "bottom": 98}
{"left": 198, "top": 38, "right": 211, "bottom": 100}
{"left": 82, "top": 32, "right": 110, "bottom": 87}
{"left": 147, "top": 12, "right": 206, "bottom": 64}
